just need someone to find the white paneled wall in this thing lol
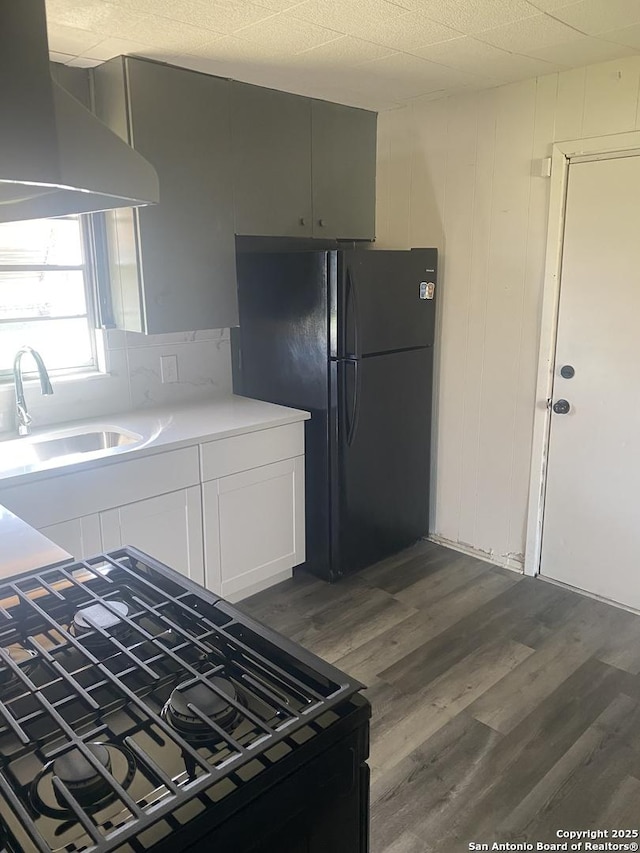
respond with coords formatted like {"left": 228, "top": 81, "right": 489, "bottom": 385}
{"left": 376, "top": 55, "right": 640, "bottom": 569}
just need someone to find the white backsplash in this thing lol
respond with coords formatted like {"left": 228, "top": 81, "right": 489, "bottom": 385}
{"left": 0, "top": 328, "right": 232, "bottom": 435}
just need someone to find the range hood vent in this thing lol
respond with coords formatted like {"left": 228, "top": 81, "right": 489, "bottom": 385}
{"left": 0, "top": 0, "right": 159, "bottom": 223}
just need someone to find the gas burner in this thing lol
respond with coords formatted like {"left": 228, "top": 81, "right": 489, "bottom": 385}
{"left": 0, "top": 644, "right": 38, "bottom": 692}
{"left": 70, "top": 600, "right": 131, "bottom": 649}
{"left": 54, "top": 743, "right": 112, "bottom": 807}
{"left": 31, "top": 742, "right": 136, "bottom": 817}
{"left": 162, "top": 677, "right": 243, "bottom": 742}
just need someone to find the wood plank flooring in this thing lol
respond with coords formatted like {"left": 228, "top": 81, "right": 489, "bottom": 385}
{"left": 239, "top": 540, "right": 640, "bottom": 853}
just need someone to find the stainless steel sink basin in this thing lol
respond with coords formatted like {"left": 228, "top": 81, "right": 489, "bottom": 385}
{"left": 0, "top": 425, "right": 143, "bottom": 476}
{"left": 29, "top": 429, "right": 140, "bottom": 462}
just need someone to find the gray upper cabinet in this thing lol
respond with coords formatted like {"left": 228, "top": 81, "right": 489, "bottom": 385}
{"left": 92, "top": 58, "right": 376, "bottom": 333}
{"left": 311, "top": 100, "right": 377, "bottom": 241}
{"left": 231, "top": 83, "right": 313, "bottom": 238}
{"left": 93, "top": 57, "right": 238, "bottom": 334}
{"left": 230, "top": 83, "right": 376, "bottom": 242}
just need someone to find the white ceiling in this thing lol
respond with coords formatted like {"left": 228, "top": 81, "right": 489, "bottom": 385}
{"left": 46, "top": 0, "right": 640, "bottom": 110}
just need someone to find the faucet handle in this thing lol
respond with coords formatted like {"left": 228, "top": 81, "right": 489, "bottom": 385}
{"left": 16, "top": 403, "right": 32, "bottom": 436}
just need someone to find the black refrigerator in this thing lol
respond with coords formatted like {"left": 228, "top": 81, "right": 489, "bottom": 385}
{"left": 233, "top": 246, "right": 437, "bottom": 582}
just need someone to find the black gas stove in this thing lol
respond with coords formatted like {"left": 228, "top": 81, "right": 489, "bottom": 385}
{"left": 0, "top": 547, "right": 370, "bottom": 853}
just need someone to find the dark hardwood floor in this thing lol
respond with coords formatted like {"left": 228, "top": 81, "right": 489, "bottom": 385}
{"left": 239, "top": 540, "right": 640, "bottom": 853}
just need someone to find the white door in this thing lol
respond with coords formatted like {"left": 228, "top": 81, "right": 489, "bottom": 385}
{"left": 100, "top": 487, "right": 204, "bottom": 585}
{"left": 541, "top": 154, "right": 640, "bottom": 610}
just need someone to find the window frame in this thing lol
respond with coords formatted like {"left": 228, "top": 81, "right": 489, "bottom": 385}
{"left": 0, "top": 214, "right": 107, "bottom": 382}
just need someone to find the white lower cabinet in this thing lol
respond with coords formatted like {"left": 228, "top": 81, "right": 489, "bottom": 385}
{"left": 203, "top": 456, "right": 305, "bottom": 601}
{"left": 3, "top": 420, "right": 306, "bottom": 601}
{"left": 100, "top": 487, "right": 204, "bottom": 585}
{"left": 39, "top": 514, "right": 102, "bottom": 561}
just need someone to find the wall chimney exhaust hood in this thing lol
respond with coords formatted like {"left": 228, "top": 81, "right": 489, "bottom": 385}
{"left": 0, "top": 0, "right": 159, "bottom": 223}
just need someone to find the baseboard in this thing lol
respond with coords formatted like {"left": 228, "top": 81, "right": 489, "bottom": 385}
{"left": 224, "top": 568, "right": 293, "bottom": 603}
{"left": 426, "top": 534, "right": 524, "bottom": 574}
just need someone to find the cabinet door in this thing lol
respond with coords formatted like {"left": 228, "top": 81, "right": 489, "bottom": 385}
{"left": 94, "top": 57, "right": 238, "bottom": 333}
{"left": 203, "top": 457, "right": 305, "bottom": 601}
{"left": 100, "top": 487, "right": 204, "bottom": 584}
{"left": 311, "top": 100, "right": 377, "bottom": 240}
{"left": 39, "top": 515, "right": 102, "bottom": 560}
{"left": 231, "top": 83, "right": 313, "bottom": 238}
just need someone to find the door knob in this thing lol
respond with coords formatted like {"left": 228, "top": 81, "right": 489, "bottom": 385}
{"left": 553, "top": 399, "right": 571, "bottom": 414}
{"left": 560, "top": 365, "right": 575, "bottom": 378}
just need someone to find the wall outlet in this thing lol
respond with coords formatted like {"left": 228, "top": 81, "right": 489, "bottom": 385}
{"left": 160, "top": 354, "right": 179, "bottom": 384}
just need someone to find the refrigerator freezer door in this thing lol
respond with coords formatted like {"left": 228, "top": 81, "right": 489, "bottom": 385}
{"left": 332, "top": 248, "right": 437, "bottom": 358}
{"left": 234, "top": 250, "right": 332, "bottom": 578}
{"left": 334, "top": 347, "right": 433, "bottom": 576}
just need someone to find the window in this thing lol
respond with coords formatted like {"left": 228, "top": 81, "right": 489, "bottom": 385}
{"left": 0, "top": 215, "right": 99, "bottom": 380}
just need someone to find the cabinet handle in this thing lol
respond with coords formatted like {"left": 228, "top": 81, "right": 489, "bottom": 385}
{"left": 299, "top": 217, "right": 306, "bottom": 226}
{"left": 318, "top": 218, "right": 325, "bottom": 227}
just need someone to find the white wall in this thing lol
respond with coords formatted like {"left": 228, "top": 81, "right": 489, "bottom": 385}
{"left": 376, "top": 55, "right": 640, "bottom": 570}
{"left": 0, "top": 328, "right": 232, "bottom": 434}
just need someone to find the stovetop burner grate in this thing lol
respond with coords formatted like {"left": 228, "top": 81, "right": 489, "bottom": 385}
{"left": 0, "top": 547, "right": 362, "bottom": 853}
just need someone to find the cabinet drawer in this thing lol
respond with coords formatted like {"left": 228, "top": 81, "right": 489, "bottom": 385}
{"left": 200, "top": 422, "right": 304, "bottom": 482}
{"left": 0, "top": 446, "right": 199, "bottom": 529}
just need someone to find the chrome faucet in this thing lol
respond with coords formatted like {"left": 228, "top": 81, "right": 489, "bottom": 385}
{"left": 13, "top": 346, "right": 54, "bottom": 436}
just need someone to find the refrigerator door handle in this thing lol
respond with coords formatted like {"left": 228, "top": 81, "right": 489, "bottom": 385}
{"left": 346, "top": 359, "right": 361, "bottom": 447}
{"left": 346, "top": 267, "right": 361, "bottom": 359}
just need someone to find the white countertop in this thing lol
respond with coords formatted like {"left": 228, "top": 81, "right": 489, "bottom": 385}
{"left": 0, "top": 395, "right": 309, "bottom": 578}
{"left": 0, "top": 395, "right": 310, "bottom": 487}
{"left": 0, "top": 504, "right": 71, "bottom": 578}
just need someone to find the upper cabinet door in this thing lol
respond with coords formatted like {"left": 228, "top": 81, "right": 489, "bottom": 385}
{"left": 311, "top": 100, "right": 377, "bottom": 240}
{"left": 231, "top": 82, "right": 313, "bottom": 238}
{"left": 127, "top": 59, "right": 238, "bottom": 333}
{"left": 94, "top": 58, "right": 238, "bottom": 333}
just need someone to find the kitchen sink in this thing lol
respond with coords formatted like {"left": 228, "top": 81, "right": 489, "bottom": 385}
{"left": 0, "top": 425, "right": 143, "bottom": 476}
{"left": 28, "top": 428, "right": 141, "bottom": 462}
